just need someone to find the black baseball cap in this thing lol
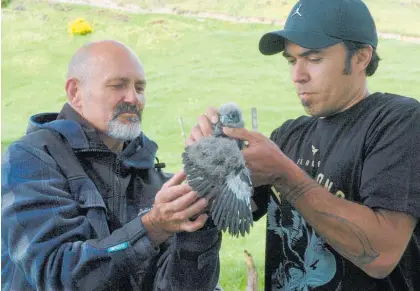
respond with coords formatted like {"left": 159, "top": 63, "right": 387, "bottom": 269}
{"left": 259, "top": 0, "right": 378, "bottom": 55}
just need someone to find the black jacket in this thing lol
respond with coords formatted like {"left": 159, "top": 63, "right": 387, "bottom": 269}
{"left": 2, "top": 103, "right": 221, "bottom": 291}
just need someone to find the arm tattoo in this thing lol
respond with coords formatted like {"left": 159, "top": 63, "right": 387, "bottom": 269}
{"left": 316, "top": 211, "right": 380, "bottom": 265}
{"left": 272, "top": 171, "right": 320, "bottom": 204}
{"left": 283, "top": 181, "right": 320, "bottom": 204}
{"left": 271, "top": 170, "right": 380, "bottom": 266}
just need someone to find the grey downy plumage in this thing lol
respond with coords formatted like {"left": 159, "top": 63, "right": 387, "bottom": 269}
{"left": 182, "top": 103, "right": 254, "bottom": 237}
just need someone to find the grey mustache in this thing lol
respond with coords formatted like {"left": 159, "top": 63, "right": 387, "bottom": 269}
{"left": 113, "top": 103, "right": 141, "bottom": 120}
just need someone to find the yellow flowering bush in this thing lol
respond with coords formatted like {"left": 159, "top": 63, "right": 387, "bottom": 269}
{"left": 68, "top": 18, "right": 93, "bottom": 36}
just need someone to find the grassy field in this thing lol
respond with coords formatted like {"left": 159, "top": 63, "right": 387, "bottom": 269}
{"left": 2, "top": 1, "right": 420, "bottom": 290}
{"left": 109, "top": 0, "right": 420, "bottom": 37}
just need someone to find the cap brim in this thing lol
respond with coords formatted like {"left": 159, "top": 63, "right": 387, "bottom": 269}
{"left": 259, "top": 30, "right": 343, "bottom": 55}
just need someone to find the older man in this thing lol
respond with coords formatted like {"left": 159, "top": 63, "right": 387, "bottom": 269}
{"left": 2, "top": 40, "right": 221, "bottom": 291}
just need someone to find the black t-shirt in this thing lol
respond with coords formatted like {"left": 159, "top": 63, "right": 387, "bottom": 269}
{"left": 253, "top": 92, "right": 420, "bottom": 291}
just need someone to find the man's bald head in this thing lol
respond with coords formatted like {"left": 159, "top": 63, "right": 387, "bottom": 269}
{"left": 65, "top": 40, "right": 147, "bottom": 142}
{"left": 66, "top": 40, "right": 143, "bottom": 85}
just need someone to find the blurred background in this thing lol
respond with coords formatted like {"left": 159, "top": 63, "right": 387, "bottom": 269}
{"left": 2, "top": 0, "right": 419, "bottom": 289}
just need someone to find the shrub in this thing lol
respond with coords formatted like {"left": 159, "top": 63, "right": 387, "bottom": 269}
{"left": 1, "top": 0, "right": 12, "bottom": 8}
{"left": 68, "top": 18, "right": 93, "bottom": 36}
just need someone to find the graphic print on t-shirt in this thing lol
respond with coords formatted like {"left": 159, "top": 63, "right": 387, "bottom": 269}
{"left": 267, "top": 143, "right": 344, "bottom": 291}
{"left": 267, "top": 197, "right": 339, "bottom": 291}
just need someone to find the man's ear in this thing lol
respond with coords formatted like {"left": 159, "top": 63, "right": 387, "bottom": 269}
{"left": 65, "top": 78, "right": 83, "bottom": 109}
{"left": 354, "top": 45, "right": 373, "bottom": 75}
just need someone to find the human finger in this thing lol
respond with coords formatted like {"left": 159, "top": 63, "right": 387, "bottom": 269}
{"left": 186, "top": 136, "right": 196, "bottom": 146}
{"left": 223, "top": 127, "right": 259, "bottom": 143}
{"left": 162, "top": 170, "right": 186, "bottom": 188}
{"left": 172, "top": 197, "right": 208, "bottom": 221}
{"left": 157, "top": 184, "right": 192, "bottom": 203}
{"left": 205, "top": 106, "right": 219, "bottom": 124}
{"left": 164, "top": 191, "right": 200, "bottom": 213}
{"left": 187, "top": 125, "right": 205, "bottom": 145}
{"left": 197, "top": 114, "right": 213, "bottom": 137}
{"left": 180, "top": 213, "right": 209, "bottom": 232}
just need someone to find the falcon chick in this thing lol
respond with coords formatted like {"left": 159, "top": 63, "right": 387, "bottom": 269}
{"left": 182, "top": 103, "right": 253, "bottom": 237}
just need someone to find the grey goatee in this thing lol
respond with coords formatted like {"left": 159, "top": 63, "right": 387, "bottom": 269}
{"left": 107, "top": 102, "right": 142, "bottom": 141}
{"left": 182, "top": 103, "right": 254, "bottom": 237}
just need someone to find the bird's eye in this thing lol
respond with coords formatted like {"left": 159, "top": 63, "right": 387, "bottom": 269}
{"left": 230, "top": 112, "right": 238, "bottom": 120}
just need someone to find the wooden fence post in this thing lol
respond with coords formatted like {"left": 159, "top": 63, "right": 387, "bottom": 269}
{"left": 251, "top": 107, "right": 258, "bottom": 132}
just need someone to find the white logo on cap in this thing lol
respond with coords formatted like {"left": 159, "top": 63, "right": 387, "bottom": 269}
{"left": 292, "top": 3, "right": 302, "bottom": 17}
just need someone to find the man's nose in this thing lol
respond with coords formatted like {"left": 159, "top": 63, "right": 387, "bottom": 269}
{"left": 292, "top": 60, "right": 309, "bottom": 84}
{"left": 124, "top": 85, "right": 145, "bottom": 109}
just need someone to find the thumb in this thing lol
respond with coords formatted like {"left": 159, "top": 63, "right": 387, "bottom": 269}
{"left": 223, "top": 127, "right": 256, "bottom": 142}
{"left": 163, "top": 170, "right": 186, "bottom": 188}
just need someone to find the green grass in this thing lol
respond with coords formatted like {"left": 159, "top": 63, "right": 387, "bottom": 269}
{"left": 112, "top": 0, "right": 420, "bottom": 37}
{"left": 2, "top": 1, "right": 420, "bottom": 290}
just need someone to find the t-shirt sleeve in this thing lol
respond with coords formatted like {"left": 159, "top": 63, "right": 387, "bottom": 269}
{"left": 360, "top": 99, "right": 420, "bottom": 219}
{"left": 252, "top": 185, "right": 271, "bottom": 221}
{"left": 270, "top": 119, "right": 295, "bottom": 146}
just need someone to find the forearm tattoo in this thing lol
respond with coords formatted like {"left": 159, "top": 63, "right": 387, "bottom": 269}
{"left": 316, "top": 211, "right": 380, "bottom": 265}
{"left": 283, "top": 181, "right": 320, "bottom": 204}
{"left": 272, "top": 171, "right": 320, "bottom": 205}
{"left": 271, "top": 170, "right": 380, "bottom": 267}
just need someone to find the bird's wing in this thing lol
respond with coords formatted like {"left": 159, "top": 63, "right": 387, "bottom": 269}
{"left": 182, "top": 141, "right": 222, "bottom": 200}
{"left": 183, "top": 163, "right": 220, "bottom": 200}
{"left": 182, "top": 136, "right": 254, "bottom": 237}
{"left": 211, "top": 166, "right": 254, "bottom": 237}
